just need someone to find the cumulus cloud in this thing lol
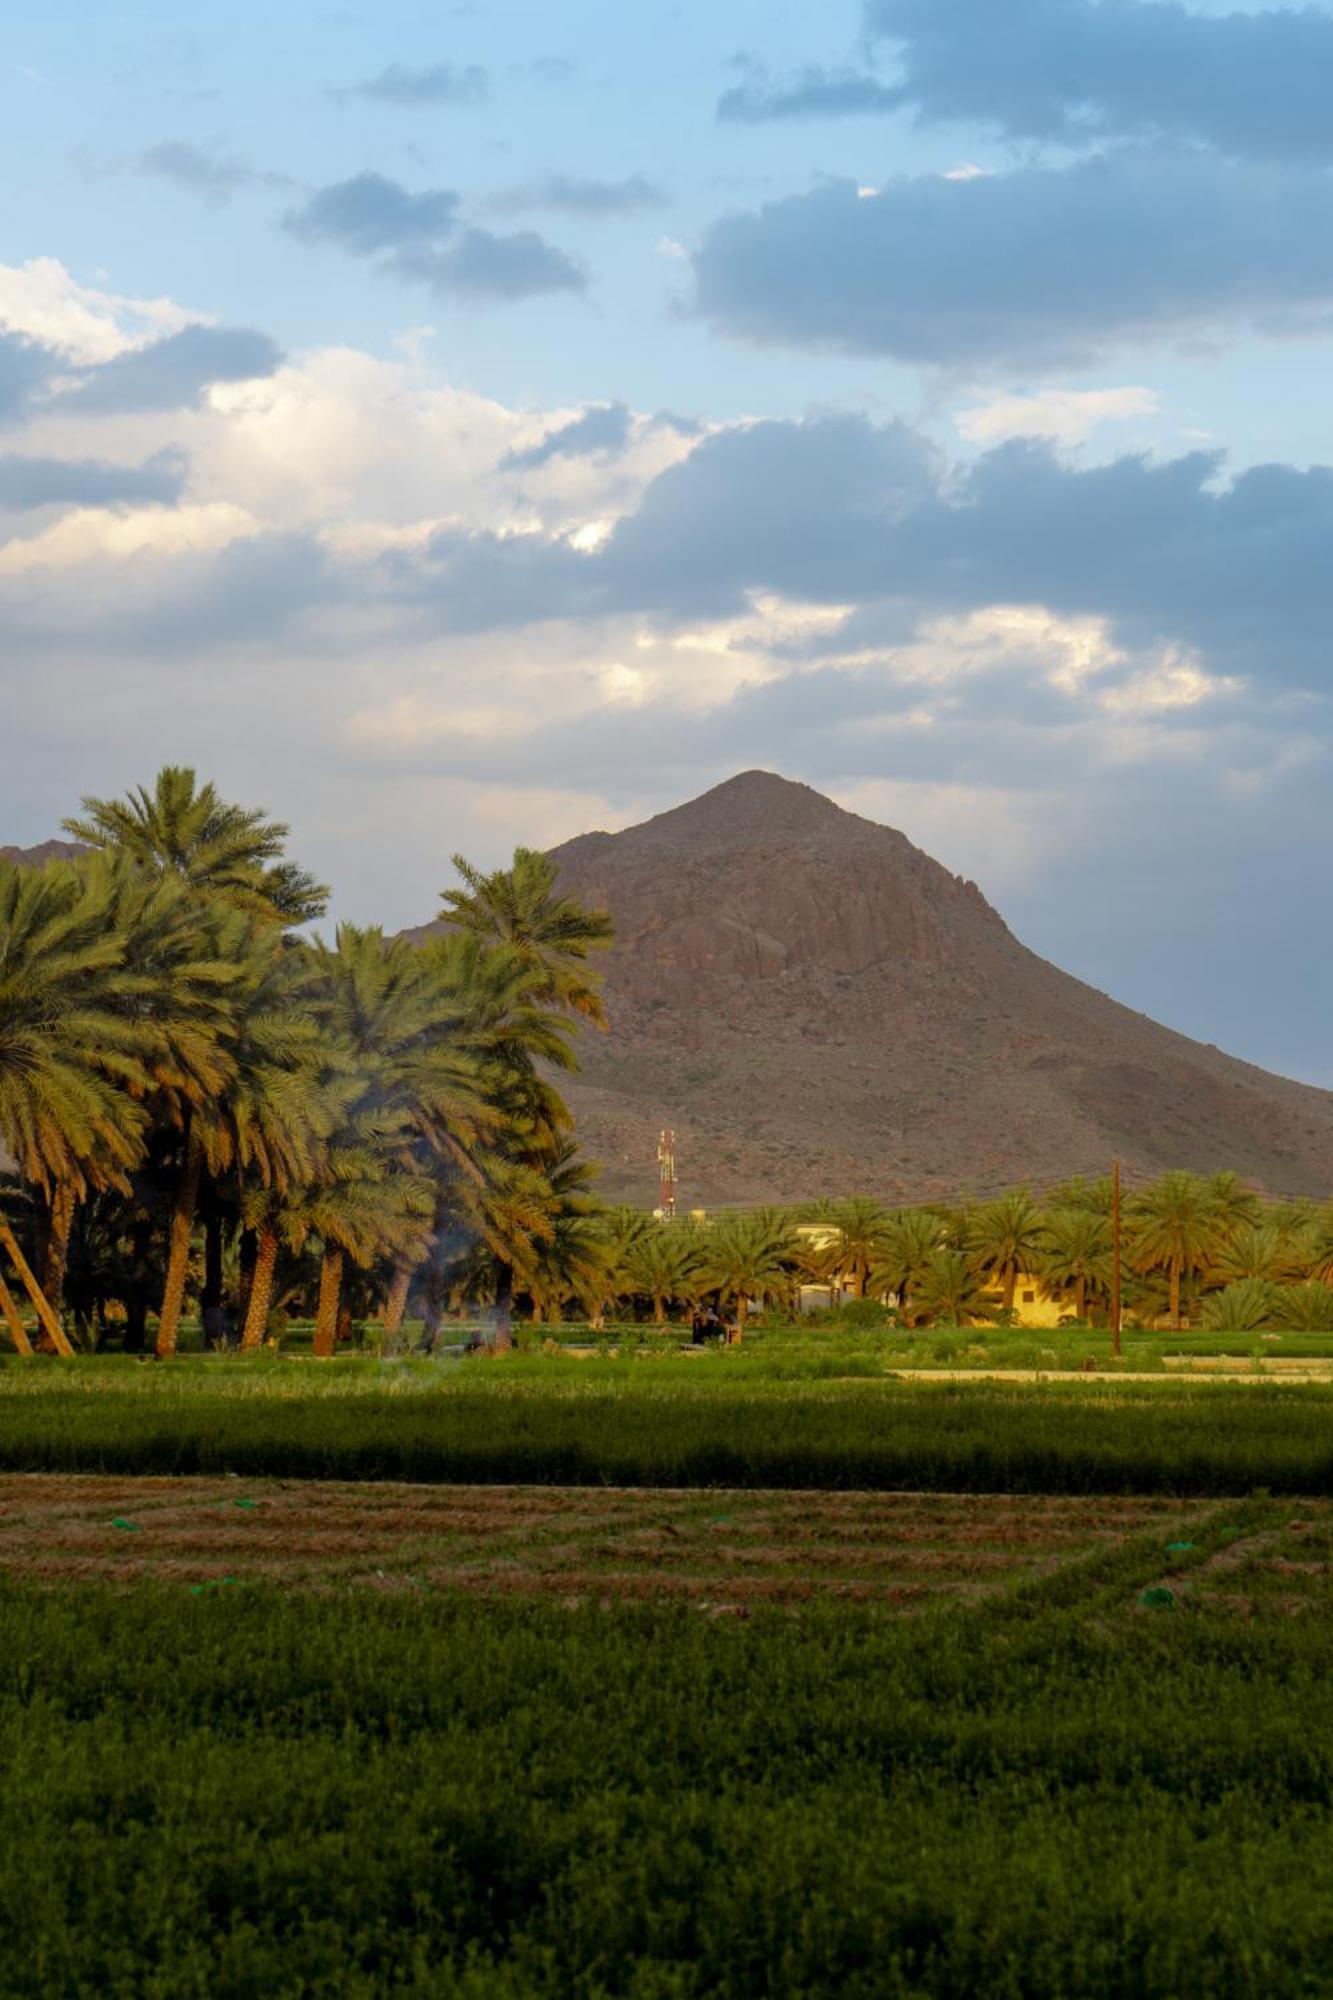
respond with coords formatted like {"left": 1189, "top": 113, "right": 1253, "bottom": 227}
{"left": 285, "top": 172, "right": 460, "bottom": 255}
{"left": 0, "top": 331, "right": 57, "bottom": 422}
{"left": 691, "top": 155, "right": 1333, "bottom": 369}
{"left": 0, "top": 448, "right": 187, "bottom": 511}
{"left": 398, "top": 229, "right": 585, "bottom": 300}
{"left": 61, "top": 325, "right": 283, "bottom": 413}
{"left": 285, "top": 174, "right": 583, "bottom": 301}
{"left": 488, "top": 173, "right": 667, "bottom": 217}
{"left": 864, "top": 0, "right": 1333, "bottom": 163}
{"left": 340, "top": 60, "right": 490, "bottom": 106}
{"left": 502, "top": 402, "right": 633, "bottom": 469}
{"left": 721, "top": 1, "right": 1333, "bottom": 164}
{"left": 955, "top": 387, "right": 1159, "bottom": 448}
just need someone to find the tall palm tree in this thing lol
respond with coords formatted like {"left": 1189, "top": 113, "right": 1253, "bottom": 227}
{"left": 65, "top": 766, "right": 327, "bottom": 926}
{"left": 913, "top": 1250, "right": 1000, "bottom": 1328}
{"left": 0, "top": 856, "right": 156, "bottom": 1351}
{"left": 1211, "top": 1220, "right": 1307, "bottom": 1287}
{"left": 701, "top": 1211, "right": 795, "bottom": 1337}
{"left": 970, "top": 1191, "right": 1047, "bottom": 1315}
{"left": 830, "top": 1196, "right": 889, "bottom": 1298}
{"left": 1038, "top": 1206, "right": 1112, "bottom": 1322}
{"left": 624, "top": 1223, "right": 704, "bottom": 1324}
{"left": 439, "top": 846, "right": 613, "bottom": 1025}
{"left": 1129, "top": 1171, "right": 1222, "bottom": 1331}
{"left": 872, "top": 1208, "right": 944, "bottom": 1325}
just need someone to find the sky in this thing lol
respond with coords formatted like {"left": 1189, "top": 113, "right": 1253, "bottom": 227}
{"left": 3, "top": 0, "right": 1333, "bottom": 1084}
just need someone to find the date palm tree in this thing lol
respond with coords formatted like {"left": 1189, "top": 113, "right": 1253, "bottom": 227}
{"left": 913, "top": 1249, "right": 1000, "bottom": 1329}
{"left": 970, "top": 1191, "right": 1047, "bottom": 1315}
{"left": 1129, "top": 1171, "right": 1222, "bottom": 1331}
{"left": 701, "top": 1210, "right": 796, "bottom": 1337}
{"left": 65, "top": 765, "right": 327, "bottom": 926}
{"left": 872, "top": 1207, "right": 944, "bottom": 1325}
{"left": 1038, "top": 1206, "right": 1112, "bottom": 1322}
{"left": 624, "top": 1222, "right": 705, "bottom": 1324}
{"left": 829, "top": 1196, "right": 890, "bottom": 1298}
{"left": 440, "top": 846, "right": 613, "bottom": 1025}
{"left": 1210, "top": 1219, "right": 1307, "bottom": 1288}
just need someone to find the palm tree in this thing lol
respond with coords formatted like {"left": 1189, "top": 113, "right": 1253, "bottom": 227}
{"left": 439, "top": 846, "right": 613, "bottom": 1025}
{"left": 0, "top": 855, "right": 155, "bottom": 1352}
{"left": 624, "top": 1223, "right": 704, "bottom": 1324}
{"left": 701, "top": 1211, "right": 795, "bottom": 1337}
{"left": 913, "top": 1250, "right": 999, "bottom": 1328}
{"left": 970, "top": 1191, "right": 1047, "bottom": 1315}
{"left": 1200, "top": 1279, "right": 1275, "bottom": 1333}
{"left": 1210, "top": 1220, "right": 1307, "bottom": 1287}
{"left": 1038, "top": 1206, "right": 1112, "bottom": 1322}
{"left": 1129, "top": 1171, "right": 1222, "bottom": 1331}
{"left": 65, "top": 766, "right": 327, "bottom": 925}
{"left": 830, "top": 1196, "right": 889, "bottom": 1297}
{"left": 872, "top": 1208, "right": 944, "bottom": 1325}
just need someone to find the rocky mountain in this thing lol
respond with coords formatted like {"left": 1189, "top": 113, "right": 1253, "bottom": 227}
{"left": 0, "top": 840, "right": 84, "bottom": 868}
{"left": 544, "top": 772, "right": 1333, "bottom": 1205}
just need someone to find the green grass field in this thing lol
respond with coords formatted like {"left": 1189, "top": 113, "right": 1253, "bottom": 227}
{"left": 3, "top": 1351, "right": 1330, "bottom": 1995}
{"left": 2, "top": 1502, "right": 1331, "bottom": 1998}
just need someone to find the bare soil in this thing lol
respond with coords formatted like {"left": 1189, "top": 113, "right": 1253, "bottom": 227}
{"left": 0, "top": 1476, "right": 1219, "bottom": 1608}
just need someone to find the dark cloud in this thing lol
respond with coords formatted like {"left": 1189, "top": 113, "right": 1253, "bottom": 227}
{"left": 489, "top": 173, "right": 667, "bottom": 216}
{"left": 691, "top": 155, "right": 1333, "bottom": 369}
{"left": 284, "top": 172, "right": 460, "bottom": 254}
{"left": 502, "top": 402, "right": 633, "bottom": 469}
{"left": 390, "top": 413, "right": 1333, "bottom": 706}
{"left": 396, "top": 227, "right": 585, "bottom": 300}
{"left": 341, "top": 60, "right": 489, "bottom": 105}
{"left": 285, "top": 174, "right": 582, "bottom": 300}
{"left": 864, "top": 0, "right": 1333, "bottom": 163}
{"left": 0, "top": 447, "right": 186, "bottom": 511}
{"left": 62, "top": 326, "right": 283, "bottom": 414}
{"left": 0, "top": 332, "right": 58, "bottom": 423}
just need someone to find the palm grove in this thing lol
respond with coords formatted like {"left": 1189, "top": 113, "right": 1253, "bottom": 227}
{"left": 5, "top": 774, "right": 1333, "bottom": 1354}
{"left": 0, "top": 769, "right": 614, "bottom": 1357}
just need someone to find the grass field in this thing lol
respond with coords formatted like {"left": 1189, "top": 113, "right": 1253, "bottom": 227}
{"left": 2, "top": 1497, "right": 1330, "bottom": 1997}
{"left": 2, "top": 1353, "right": 1331, "bottom": 1494}
{"left": 3, "top": 1353, "right": 1331, "bottom": 1995}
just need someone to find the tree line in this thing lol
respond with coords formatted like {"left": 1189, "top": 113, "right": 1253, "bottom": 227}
{"left": 0, "top": 767, "right": 613, "bottom": 1356}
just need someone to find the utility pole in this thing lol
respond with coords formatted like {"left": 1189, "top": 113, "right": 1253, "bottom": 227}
{"left": 1110, "top": 1159, "right": 1122, "bottom": 1360}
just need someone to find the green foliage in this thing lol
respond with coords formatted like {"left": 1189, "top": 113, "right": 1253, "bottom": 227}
{"left": 1, "top": 1569, "right": 1331, "bottom": 1996}
{"left": 1201, "top": 1279, "right": 1276, "bottom": 1332}
{"left": 2, "top": 1369, "right": 1331, "bottom": 1493}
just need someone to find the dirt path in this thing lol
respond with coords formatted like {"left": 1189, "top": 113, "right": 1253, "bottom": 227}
{"left": 0, "top": 1475, "right": 1213, "bottom": 1610}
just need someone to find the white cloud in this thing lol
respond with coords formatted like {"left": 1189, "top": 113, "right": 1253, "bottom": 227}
{"left": 955, "top": 386, "right": 1159, "bottom": 449}
{"left": 0, "top": 257, "right": 201, "bottom": 363}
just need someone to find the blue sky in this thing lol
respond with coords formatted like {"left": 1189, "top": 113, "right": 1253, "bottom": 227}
{"left": 4, "top": 0, "right": 1333, "bottom": 1088}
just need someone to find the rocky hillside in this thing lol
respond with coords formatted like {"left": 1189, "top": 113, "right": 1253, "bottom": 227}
{"left": 545, "top": 772, "right": 1333, "bottom": 1204}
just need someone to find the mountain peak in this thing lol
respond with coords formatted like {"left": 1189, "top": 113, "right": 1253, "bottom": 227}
{"left": 553, "top": 770, "right": 879, "bottom": 865}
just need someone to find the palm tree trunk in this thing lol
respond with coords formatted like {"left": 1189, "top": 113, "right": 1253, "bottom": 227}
{"left": 44, "top": 1181, "right": 77, "bottom": 1310}
{"left": 382, "top": 1262, "right": 412, "bottom": 1337}
{"left": 0, "top": 1272, "right": 33, "bottom": 1355}
{"left": 1170, "top": 1261, "right": 1182, "bottom": 1331}
{"left": 653, "top": 1293, "right": 666, "bottom": 1325}
{"left": 240, "top": 1224, "right": 279, "bottom": 1350}
{"left": 157, "top": 1127, "right": 203, "bottom": 1358}
{"left": 0, "top": 1218, "right": 74, "bottom": 1357}
{"left": 313, "top": 1247, "right": 343, "bottom": 1358}
{"left": 1075, "top": 1275, "right": 1087, "bottom": 1320}
{"left": 733, "top": 1293, "right": 747, "bottom": 1343}
{"left": 1002, "top": 1267, "right": 1017, "bottom": 1314}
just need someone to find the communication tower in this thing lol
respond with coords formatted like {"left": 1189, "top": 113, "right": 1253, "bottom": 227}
{"left": 657, "top": 1128, "right": 678, "bottom": 1220}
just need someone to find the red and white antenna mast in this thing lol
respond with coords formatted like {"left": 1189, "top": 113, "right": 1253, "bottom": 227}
{"left": 657, "top": 1128, "right": 677, "bottom": 1219}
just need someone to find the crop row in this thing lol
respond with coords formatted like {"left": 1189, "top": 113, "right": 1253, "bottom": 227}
{"left": 1, "top": 1537, "right": 1330, "bottom": 1999}
{"left": 1, "top": 1376, "right": 1331, "bottom": 1493}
